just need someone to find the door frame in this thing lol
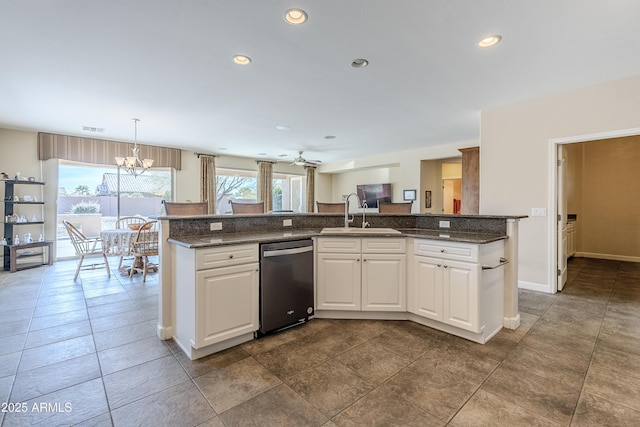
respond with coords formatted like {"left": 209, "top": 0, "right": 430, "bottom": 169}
{"left": 548, "top": 126, "right": 640, "bottom": 293}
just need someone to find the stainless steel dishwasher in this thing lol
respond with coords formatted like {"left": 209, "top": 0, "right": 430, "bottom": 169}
{"left": 259, "top": 239, "right": 314, "bottom": 334}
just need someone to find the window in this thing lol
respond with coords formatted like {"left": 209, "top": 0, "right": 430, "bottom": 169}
{"left": 216, "top": 168, "right": 306, "bottom": 214}
{"left": 57, "top": 160, "right": 172, "bottom": 258}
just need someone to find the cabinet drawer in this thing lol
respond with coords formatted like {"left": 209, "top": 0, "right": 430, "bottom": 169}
{"left": 317, "top": 237, "right": 361, "bottom": 253}
{"left": 362, "top": 238, "right": 406, "bottom": 254}
{"left": 413, "top": 239, "right": 479, "bottom": 262}
{"left": 196, "top": 244, "right": 258, "bottom": 270}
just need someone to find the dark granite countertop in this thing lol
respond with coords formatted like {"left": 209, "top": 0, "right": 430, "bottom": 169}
{"left": 168, "top": 227, "right": 506, "bottom": 248}
{"left": 397, "top": 228, "right": 506, "bottom": 243}
{"left": 168, "top": 229, "right": 322, "bottom": 248}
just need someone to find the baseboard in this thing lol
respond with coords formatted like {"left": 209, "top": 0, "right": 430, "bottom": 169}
{"left": 518, "top": 280, "right": 552, "bottom": 293}
{"left": 503, "top": 313, "right": 520, "bottom": 330}
{"left": 578, "top": 252, "right": 640, "bottom": 263}
{"left": 157, "top": 323, "right": 173, "bottom": 340}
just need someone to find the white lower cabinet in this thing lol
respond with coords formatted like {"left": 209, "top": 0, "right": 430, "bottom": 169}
{"left": 174, "top": 244, "right": 259, "bottom": 359}
{"left": 195, "top": 263, "right": 259, "bottom": 347}
{"left": 413, "top": 255, "right": 478, "bottom": 331}
{"left": 316, "top": 237, "right": 406, "bottom": 312}
{"left": 411, "top": 238, "right": 504, "bottom": 339}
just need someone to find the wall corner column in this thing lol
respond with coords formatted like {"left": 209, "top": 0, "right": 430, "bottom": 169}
{"left": 157, "top": 219, "right": 174, "bottom": 340}
{"left": 503, "top": 218, "right": 521, "bottom": 329}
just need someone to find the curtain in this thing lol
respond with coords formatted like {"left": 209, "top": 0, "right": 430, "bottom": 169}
{"left": 199, "top": 155, "right": 217, "bottom": 214}
{"left": 305, "top": 166, "right": 316, "bottom": 213}
{"left": 257, "top": 161, "right": 273, "bottom": 212}
{"left": 38, "top": 132, "right": 182, "bottom": 170}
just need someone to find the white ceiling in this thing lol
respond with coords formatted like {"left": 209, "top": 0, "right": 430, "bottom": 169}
{"left": 1, "top": 1, "right": 639, "bottom": 165}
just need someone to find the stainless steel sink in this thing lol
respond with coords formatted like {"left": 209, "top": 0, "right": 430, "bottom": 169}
{"left": 320, "top": 227, "right": 401, "bottom": 234}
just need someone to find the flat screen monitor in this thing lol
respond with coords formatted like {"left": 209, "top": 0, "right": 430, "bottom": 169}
{"left": 356, "top": 183, "right": 392, "bottom": 208}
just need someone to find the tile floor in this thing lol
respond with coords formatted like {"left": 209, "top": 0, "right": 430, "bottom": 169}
{"left": 1, "top": 257, "right": 640, "bottom": 426}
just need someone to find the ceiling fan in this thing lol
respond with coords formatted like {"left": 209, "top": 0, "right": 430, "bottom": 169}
{"left": 288, "top": 151, "right": 322, "bottom": 166}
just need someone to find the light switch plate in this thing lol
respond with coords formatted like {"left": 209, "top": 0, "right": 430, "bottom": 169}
{"left": 210, "top": 222, "right": 222, "bottom": 231}
{"left": 531, "top": 208, "right": 547, "bottom": 217}
{"left": 283, "top": 219, "right": 292, "bottom": 227}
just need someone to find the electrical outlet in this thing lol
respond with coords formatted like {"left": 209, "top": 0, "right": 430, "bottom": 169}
{"left": 210, "top": 222, "right": 222, "bottom": 231}
{"left": 531, "top": 208, "right": 547, "bottom": 217}
{"left": 283, "top": 219, "right": 292, "bottom": 227}
{"left": 439, "top": 220, "right": 450, "bottom": 228}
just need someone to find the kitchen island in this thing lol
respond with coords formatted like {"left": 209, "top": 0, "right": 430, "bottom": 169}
{"left": 157, "top": 213, "right": 524, "bottom": 359}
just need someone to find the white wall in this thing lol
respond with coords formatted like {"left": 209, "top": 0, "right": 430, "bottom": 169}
{"left": 481, "top": 75, "right": 640, "bottom": 292}
{"left": 319, "top": 142, "right": 476, "bottom": 213}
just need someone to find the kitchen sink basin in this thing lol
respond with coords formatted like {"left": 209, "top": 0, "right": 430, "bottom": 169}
{"left": 320, "top": 227, "right": 401, "bottom": 234}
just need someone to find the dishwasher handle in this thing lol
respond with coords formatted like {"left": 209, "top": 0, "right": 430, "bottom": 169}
{"left": 263, "top": 246, "right": 313, "bottom": 258}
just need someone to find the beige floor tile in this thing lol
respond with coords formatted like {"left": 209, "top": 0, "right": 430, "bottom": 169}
{"left": 481, "top": 363, "right": 582, "bottom": 425}
{"left": 219, "top": 384, "right": 328, "bottom": 427}
{"left": 384, "top": 359, "right": 478, "bottom": 422}
{"left": 591, "top": 344, "right": 640, "bottom": 380}
{"left": 582, "top": 366, "right": 640, "bottom": 412}
{"left": 194, "top": 357, "right": 281, "bottom": 413}
{"left": 332, "top": 386, "right": 444, "bottom": 427}
{"left": 286, "top": 360, "right": 374, "bottom": 417}
{"left": 451, "top": 389, "right": 562, "bottom": 427}
{"left": 111, "top": 380, "right": 215, "bottom": 427}
{"left": 572, "top": 391, "right": 640, "bottom": 427}
{"left": 334, "top": 339, "right": 411, "bottom": 384}
{"left": 253, "top": 337, "right": 331, "bottom": 379}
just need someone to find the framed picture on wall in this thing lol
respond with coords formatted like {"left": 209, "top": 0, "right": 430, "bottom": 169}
{"left": 403, "top": 189, "right": 417, "bottom": 201}
{"left": 425, "top": 190, "right": 432, "bottom": 208}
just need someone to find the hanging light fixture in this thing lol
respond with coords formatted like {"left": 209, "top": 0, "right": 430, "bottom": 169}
{"left": 114, "top": 118, "right": 154, "bottom": 177}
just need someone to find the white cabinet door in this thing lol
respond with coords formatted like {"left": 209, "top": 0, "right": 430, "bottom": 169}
{"left": 195, "top": 263, "right": 259, "bottom": 348}
{"left": 412, "top": 256, "right": 443, "bottom": 321}
{"left": 443, "top": 259, "right": 479, "bottom": 333}
{"left": 316, "top": 253, "right": 361, "bottom": 310}
{"left": 362, "top": 254, "right": 406, "bottom": 311}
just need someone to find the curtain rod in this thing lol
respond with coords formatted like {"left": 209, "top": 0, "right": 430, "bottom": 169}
{"left": 194, "top": 152, "right": 218, "bottom": 158}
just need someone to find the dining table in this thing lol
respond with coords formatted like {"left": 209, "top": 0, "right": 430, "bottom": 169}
{"left": 100, "top": 228, "right": 158, "bottom": 274}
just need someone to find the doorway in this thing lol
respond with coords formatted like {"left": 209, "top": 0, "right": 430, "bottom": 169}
{"left": 550, "top": 127, "right": 640, "bottom": 293}
{"left": 442, "top": 179, "right": 461, "bottom": 214}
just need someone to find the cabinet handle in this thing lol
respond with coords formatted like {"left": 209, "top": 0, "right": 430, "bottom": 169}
{"left": 363, "top": 259, "right": 367, "bottom": 262}
{"left": 357, "top": 258, "right": 360, "bottom": 262}
{"left": 440, "top": 249, "right": 445, "bottom": 253}
{"left": 228, "top": 254, "right": 234, "bottom": 259}
{"left": 443, "top": 265, "right": 448, "bottom": 268}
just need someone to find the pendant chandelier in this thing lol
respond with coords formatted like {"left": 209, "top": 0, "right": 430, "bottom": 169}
{"left": 115, "top": 118, "right": 154, "bottom": 177}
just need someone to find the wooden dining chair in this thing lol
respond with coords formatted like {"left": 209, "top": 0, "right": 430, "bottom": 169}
{"left": 115, "top": 216, "right": 147, "bottom": 268}
{"left": 63, "top": 220, "right": 111, "bottom": 281}
{"left": 316, "top": 202, "right": 346, "bottom": 213}
{"left": 129, "top": 220, "right": 159, "bottom": 282}
{"left": 163, "top": 201, "right": 208, "bottom": 215}
{"left": 230, "top": 201, "right": 265, "bottom": 214}
{"left": 378, "top": 201, "right": 413, "bottom": 213}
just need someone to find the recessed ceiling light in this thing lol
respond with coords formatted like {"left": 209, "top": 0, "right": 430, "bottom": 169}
{"left": 324, "top": 135, "right": 336, "bottom": 139}
{"left": 233, "top": 55, "right": 252, "bottom": 65}
{"left": 478, "top": 35, "right": 502, "bottom": 48}
{"left": 285, "top": 8, "right": 307, "bottom": 25}
{"left": 351, "top": 58, "right": 369, "bottom": 68}
{"left": 275, "top": 125, "right": 291, "bottom": 131}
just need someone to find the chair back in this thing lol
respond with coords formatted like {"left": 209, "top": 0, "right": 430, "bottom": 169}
{"left": 115, "top": 216, "right": 146, "bottom": 229}
{"left": 131, "top": 220, "right": 159, "bottom": 257}
{"left": 63, "top": 220, "right": 101, "bottom": 255}
{"left": 316, "top": 202, "right": 346, "bottom": 213}
{"left": 163, "top": 201, "right": 208, "bottom": 215}
{"left": 378, "top": 201, "right": 413, "bottom": 213}
{"left": 230, "top": 201, "right": 265, "bottom": 214}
